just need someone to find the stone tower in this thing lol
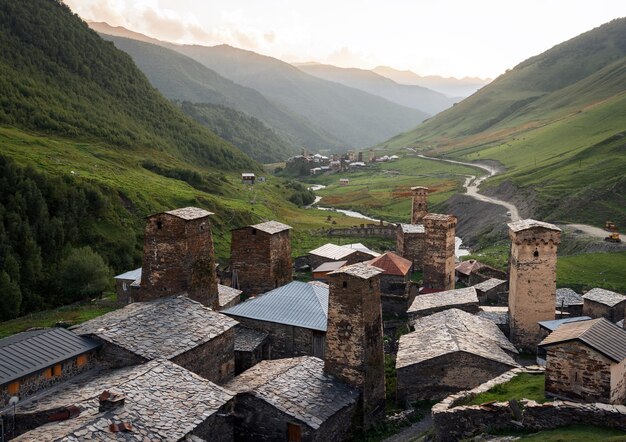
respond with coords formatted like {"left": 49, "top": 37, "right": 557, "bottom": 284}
{"left": 508, "top": 219, "right": 561, "bottom": 351}
{"left": 325, "top": 262, "right": 386, "bottom": 430}
{"left": 423, "top": 213, "right": 456, "bottom": 290}
{"left": 411, "top": 186, "right": 429, "bottom": 224}
{"left": 138, "top": 207, "right": 218, "bottom": 309}
{"left": 230, "top": 221, "right": 292, "bottom": 295}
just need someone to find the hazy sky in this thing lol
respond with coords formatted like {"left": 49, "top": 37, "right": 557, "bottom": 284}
{"left": 64, "top": 0, "right": 625, "bottom": 79}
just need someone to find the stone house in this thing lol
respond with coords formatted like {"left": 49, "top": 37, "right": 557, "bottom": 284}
{"left": 407, "top": 287, "right": 479, "bottom": 321}
{"left": 396, "top": 309, "right": 519, "bottom": 403}
{"left": 242, "top": 172, "right": 256, "bottom": 184}
{"left": 230, "top": 220, "right": 293, "bottom": 295}
{"left": 0, "top": 328, "right": 100, "bottom": 408}
{"left": 312, "top": 260, "right": 347, "bottom": 281}
{"left": 456, "top": 260, "right": 507, "bottom": 287}
{"left": 223, "top": 281, "right": 328, "bottom": 359}
{"left": 72, "top": 295, "right": 238, "bottom": 384}
{"left": 556, "top": 288, "right": 584, "bottom": 316}
{"left": 536, "top": 316, "right": 592, "bottom": 363}
{"left": 227, "top": 357, "right": 359, "bottom": 442}
{"left": 539, "top": 318, "right": 626, "bottom": 404}
{"left": 410, "top": 186, "right": 429, "bottom": 224}
{"left": 473, "top": 278, "right": 507, "bottom": 305}
{"left": 369, "top": 252, "right": 415, "bottom": 317}
{"left": 218, "top": 284, "right": 243, "bottom": 310}
{"left": 233, "top": 326, "right": 270, "bottom": 374}
{"left": 307, "top": 243, "right": 379, "bottom": 270}
{"left": 423, "top": 213, "right": 457, "bottom": 291}
{"left": 396, "top": 223, "right": 425, "bottom": 270}
{"left": 12, "top": 359, "right": 235, "bottom": 442}
{"left": 113, "top": 267, "right": 141, "bottom": 306}
{"left": 582, "top": 288, "right": 626, "bottom": 322}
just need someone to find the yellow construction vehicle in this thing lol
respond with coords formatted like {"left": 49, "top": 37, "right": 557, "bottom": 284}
{"left": 604, "top": 221, "right": 622, "bottom": 242}
{"left": 605, "top": 221, "right": 617, "bottom": 231}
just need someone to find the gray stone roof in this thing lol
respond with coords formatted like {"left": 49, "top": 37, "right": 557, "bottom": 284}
{"left": 218, "top": 284, "right": 242, "bottom": 308}
{"left": 477, "top": 306, "right": 509, "bottom": 326}
{"left": 164, "top": 207, "right": 213, "bottom": 220}
{"left": 423, "top": 213, "right": 455, "bottom": 222}
{"left": 410, "top": 186, "right": 429, "bottom": 191}
{"left": 398, "top": 223, "right": 425, "bottom": 234}
{"left": 408, "top": 287, "right": 478, "bottom": 314}
{"left": 251, "top": 220, "right": 292, "bottom": 234}
{"left": 397, "top": 309, "right": 518, "bottom": 369}
{"left": 583, "top": 288, "right": 626, "bottom": 307}
{"left": 329, "top": 261, "right": 384, "bottom": 280}
{"left": 556, "top": 288, "right": 583, "bottom": 307}
{"left": 14, "top": 359, "right": 234, "bottom": 441}
{"left": 508, "top": 219, "right": 560, "bottom": 233}
{"left": 114, "top": 267, "right": 142, "bottom": 281}
{"left": 226, "top": 356, "right": 358, "bottom": 429}
{"left": 234, "top": 326, "right": 268, "bottom": 352}
{"left": 0, "top": 328, "right": 100, "bottom": 386}
{"left": 473, "top": 278, "right": 506, "bottom": 292}
{"left": 72, "top": 296, "right": 237, "bottom": 360}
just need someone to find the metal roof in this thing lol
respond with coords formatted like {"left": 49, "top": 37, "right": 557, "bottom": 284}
{"left": 539, "top": 318, "right": 626, "bottom": 363}
{"left": 114, "top": 267, "right": 142, "bottom": 281}
{"left": 309, "top": 243, "right": 356, "bottom": 260}
{"left": 223, "top": 281, "right": 328, "bottom": 331}
{"left": 313, "top": 260, "right": 348, "bottom": 273}
{"left": 0, "top": 328, "right": 100, "bottom": 386}
{"left": 369, "top": 252, "right": 412, "bottom": 276}
{"left": 538, "top": 316, "right": 592, "bottom": 332}
{"left": 344, "top": 243, "right": 380, "bottom": 257}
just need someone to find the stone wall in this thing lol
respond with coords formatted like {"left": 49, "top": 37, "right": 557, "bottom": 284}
{"left": 411, "top": 187, "right": 429, "bottom": 224}
{"left": 396, "top": 352, "right": 514, "bottom": 404}
{"left": 0, "top": 351, "right": 98, "bottom": 408}
{"left": 172, "top": 327, "right": 235, "bottom": 385}
{"left": 139, "top": 213, "right": 218, "bottom": 309}
{"left": 544, "top": 340, "right": 615, "bottom": 404}
{"left": 327, "top": 225, "right": 396, "bottom": 238}
{"left": 396, "top": 229, "right": 425, "bottom": 270}
{"left": 431, "top": 368, "right": 626, "bottom": 441}
{"left": 227, "top": 316, "right": 322, "bottom": 359}
{"left": 191, "top": 401, "right": 234, "bottom": 442}
{"left": 583, "top": 299, "right": 626, "bottom": 322}
{"left": 94, "top": 339, "right": 146, "bottom": 369}
{"left": 423, "top": 214, "right": 456, "bottom": 290}
{"left": 231, "top": 228, "right": 292, "bottom": 295}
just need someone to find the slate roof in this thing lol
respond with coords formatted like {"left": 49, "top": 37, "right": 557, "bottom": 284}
{"left": 250, "top": 220, "right": 292, "bottom": 234}
{"left": 411, "top": 186, "right": 429, "bottom": 191}
{"left": 312, "top": 260, "right": 348, "bottom": 273}
{"left": 223, "top": 281, "right": 328, "bottom": 332}
{"left": 397, "top": 309, "right": 518, "bottom": 369}
{"left": 423, "top": 213, "right": 455, "bottom": 222}
{"left": 398, "top": 223, "right": 425, "bottom": 234}
{"left": 556, "top": 288, "right": 584, "bottom": 307}
{"left": 0, "top": 328, "right": 100, "bottom": 386}
{"left": 234, "top": 326, "right": 268, "bottom": 352}
{"left": 477, "top": 306, "right": 509, "bottom": 326}
{"left": 113, "top": 267, "right": 142, "bottom": 282}
{"left": 164, "top": 206, "right": 213, "bottom": 220}
{"left": 14, "top": 359, "right": 234, "bottom": 441}
{"left": 329, "top": 262, "right": 384, "bottom": 280}
{"left": 455, "top": 260, "right": 483, "bottom": 276}
{"left": 473, "top": 278, "right": 506, "bottom": 292}
{"left": 369, "top": 252, "right": 412, "bottom": 276}
{"left": 539, "top": 318, "right": 626, "bottom": 363}
{"left": 407, "top": 287, "right": 478, "bottom": 314}
{"left": 508, "top": 219, "right": 560, "bottom": 233}
{"left": 226, "top": 356, "right": 358, "bottom": 429}
{"left": 218, "top": 284, "right": 242, "bottom": 308}
{"left": 538, "top": 316, "right": 592, "bottom": 332}
{"left": 583, "top": 288, "right": 626, "bottom": 307}
{"left": 72, "top": 296, "right": 237, "bottom": 360}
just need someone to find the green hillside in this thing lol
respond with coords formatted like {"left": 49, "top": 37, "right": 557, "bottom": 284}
{"left": 384, "top": 18, "right": 626, "bottom": 226}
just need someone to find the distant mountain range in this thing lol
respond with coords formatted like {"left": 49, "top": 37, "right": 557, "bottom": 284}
{"left": 294, "top": 63, "right": 459, "bottom": 115}
{"left": 90, "top": 22, "right": 430, "bottom": 151}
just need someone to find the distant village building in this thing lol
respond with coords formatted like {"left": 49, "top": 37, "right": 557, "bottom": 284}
{"left": 410, "top": 186, "right": 429, "bottom": 224}
{"left": 407, "top": 287, "right": 479, "bottom": 320}
{"left": 223, "top": 281, "right": 328, "bottom": 359}
{"left": 423, "top": 213, "right": 457, "bottom": 291}
{"left": 113, "top": 267, "right": 141, "bottom": 306}
{"left": 539, "top": 318, "right": 626, "bottom": 404}
{"left": 230, "top": 221, "right": 292, "bottom": 295}
{"left": 72, "top": 295, "right": 238, "bottom": 384}
{"left": 340, "top": 178, "right": 349, "bottom": 186}
{"left": 307, "top": 242, "right": 379, "bottom": 270}
{"left": 508, "top": 219, "right": 561, "bottom": 351}
{"left": 473, "top": 278, "right": 507, "bottom": 305}
{"left": 396, "top": 223, "right": 425, "bottom": 269}
{"left": 242, "top": 172, "right": 256, "bottom": 184}
{"left": 396, "top": 309, "right": 519, "bottom": 403}
{"left": 582, "top": 288, "right": 626, "bottom": 322}
{"left": 12, "top": 360, "right": 235, "bottom": 442}
{"left": 0, "top": 328, "right": 100, "bottom": 408}
{"left": 312, "top": 260, "right": 348, "bottom": 281}
{"left": 138, "top": 207, "right": 219, "bottom": 310}
{"left": 556, "top": 288, "right": 584, "bottom": 316}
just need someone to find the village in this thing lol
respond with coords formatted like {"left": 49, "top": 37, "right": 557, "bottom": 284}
{"left": 1, "top": 188, "right": 625, "bottom": 442}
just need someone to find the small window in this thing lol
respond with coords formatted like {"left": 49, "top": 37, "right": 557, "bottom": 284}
{"left": 44, "top": 367, "right": 53, "bottom": 379}
{"left": 122, "top": 282, "right": 128, "bottom": 291}
{"left": 252, "top": 228, "right": 257, "bottom": 235}
{"left": 342, "top": 281, "right": 348, "bottom": 288}
{"left": 287, "top": 423, "right": 302, "bottom": 442}
{"left": 533, "top": 250, "right": 539, "bottom": 258}
{"left": 156, "top": 220, "right": 163, "bottom": 229}
{"left": 369, "top": 279, "right": 373, "bottom": 289}
{"left": 8, "top": 381, "right": 20, "bottom": 395}
{"left": 53, "top": 364, "right": 62, "bottom": 377}
{"left": 77, "top": 354, "right": 88, "bottom": 367}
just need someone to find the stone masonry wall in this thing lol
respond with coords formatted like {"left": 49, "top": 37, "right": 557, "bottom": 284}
{"left": 431, "top": 368, "right": 626, "bottom": 441}
{"left": 327, "top": 225, "right": 396, "bottom": 238}
{"left": 191, "top": 401, "right": 234, "bottom": 442}
{"left": 544, "top": 341, "right": 613, "bottom": 403}
{"left": 139, "top": 213, "right": 218, "bottom": 308}
{"left": 423, "top": 214, "right": 456, "bottom": 290}
{"left": 583, "top": 299, "right": 626, "bottom": 323}
{"left": 231, "top": 228, "right": 292, "bottom": 295}
{"left": 172, "top": 327, "right": 235, "bottom": 385}
{"left": 396, "top": 229, "right": 425, "bottom": 270}
{"left": 508, "top": 226, "right": 560, "bottom": 351}
{"left": 411, "top": 187, "right": 429, "bottom": 224}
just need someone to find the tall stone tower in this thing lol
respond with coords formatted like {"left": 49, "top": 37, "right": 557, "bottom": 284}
{"left": 325, "top": 262, "right": 385, "bottom": 431}
{"left": 508, "top": 219, "right": 561, "bottom": 351}
{"left": 423, "top": 213, "right": 456, "bottom": 290}
{"left": 138, "top": 207, "right": 218, "bottom": 309}
{"left": 230, "top": 221, "right": 292, "bottom": 295}
{"left": 411, "top": 186, "right": 429, "bottom": 224}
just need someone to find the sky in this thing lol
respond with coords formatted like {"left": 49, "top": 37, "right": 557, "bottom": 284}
{"left": 64, "top": 0, "right": 625, "bottom": 79}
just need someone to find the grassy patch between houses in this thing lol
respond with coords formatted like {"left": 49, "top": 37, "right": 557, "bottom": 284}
{"left": 462, "top": 373, "right": 549, "bottom": 405}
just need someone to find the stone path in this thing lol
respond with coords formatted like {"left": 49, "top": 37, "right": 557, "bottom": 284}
{"left": 383, "top": 414, "right": 433, "bottom": 442}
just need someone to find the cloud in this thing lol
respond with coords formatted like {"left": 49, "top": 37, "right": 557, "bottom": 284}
{"left": 264, "top": 32, "right": 276, "bottom": 44}
{"left": 325, "top": 47, "right": 372, "bottom": 68}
